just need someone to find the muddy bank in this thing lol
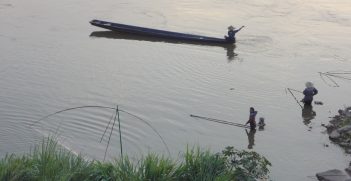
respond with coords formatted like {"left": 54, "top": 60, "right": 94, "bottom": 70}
{"left": 316, "top": 107, "right": 351, "bottom": 181}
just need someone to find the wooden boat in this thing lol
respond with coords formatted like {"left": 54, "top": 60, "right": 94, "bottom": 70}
{"left": 90, "top": 19, "right": 234, "bottom": 44}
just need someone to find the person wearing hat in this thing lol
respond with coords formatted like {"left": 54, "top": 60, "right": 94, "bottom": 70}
{"left": 225, "top": 25, "right": 245, "bottom": 42}
{"left": 302, "top": 82, "right": 318, "bottom": 105}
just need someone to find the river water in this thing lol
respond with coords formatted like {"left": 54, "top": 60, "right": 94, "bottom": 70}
{"left": 1, "top": 0, "right": 351, "bottom": 180}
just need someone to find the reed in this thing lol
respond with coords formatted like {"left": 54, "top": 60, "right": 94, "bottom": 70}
{"left": 0, "top": 137, "right": 93, "bottom": 181}
{"left": 0, "top": 137, "right": 271, "bottom": 181}
{"left": 138, "top": 154, "right": 176, "bottom": 180}
{"left": 176, "top": 146, "right": 229, "bottom": 181}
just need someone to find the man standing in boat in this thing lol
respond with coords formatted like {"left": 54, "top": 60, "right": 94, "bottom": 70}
{"left": 225, "top": 25, "right": 245, "bottom": 43}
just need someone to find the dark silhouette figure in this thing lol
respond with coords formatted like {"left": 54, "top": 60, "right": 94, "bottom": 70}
{"left": 302, "top": 104, "right": 316, "bottom": 125}
{"left": 225, "top": 25, "right": 245, "bottom": 43}
{"left": 245, "top": 107, "right": 257, "bottom": 130}
{"left": 258, "top": 117, "right": 266, "bottom": 131}
{"left": 302, "top": 82, "right": 318, "bottom": 105}
{"left": 246, "top": 129, "right": 256, "bottom": 149}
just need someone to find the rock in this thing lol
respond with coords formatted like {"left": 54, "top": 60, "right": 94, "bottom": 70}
{"left": 330, "top": 130, "right": 341, "bottom": 140}
{"left": 316, "top": 169, "right": 348, "bottom": 181}
{"left": 339, "top": 142, "right": 351, "bottom": 147}
{"left": 315, "top": 101, "right": 324, "bottom": 105}
{"left": 339, "top": 109, "right": 345, "bottom": 115}
{"left": 346, "top": 167, "right": 351, "bottom": 176}
{"left": 345, "top": 107, "right": 351, "bottom": 117}
{"left": 338, "top": 126, "right": 351, "bottom": 134}
{"left": 330, "top": 118, "right": 341, "bottom": 125}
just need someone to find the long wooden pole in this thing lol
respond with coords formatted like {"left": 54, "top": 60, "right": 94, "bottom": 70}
{"left": 117, "top": 106, "right": 123, "bottom": 157}
{"left": 190, "top": 114, "right": 250, "bottom": 128}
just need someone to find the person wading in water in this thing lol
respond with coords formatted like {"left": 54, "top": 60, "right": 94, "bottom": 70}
{"left": 245, "top": 107, "right": 257, "bottom": 130}
{"left": 301, "top": 82, "right": 318, "bottom": 105}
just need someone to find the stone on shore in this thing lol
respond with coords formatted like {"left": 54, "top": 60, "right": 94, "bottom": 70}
{"left": 329, "top": 130, "right": 341, "bottom": 140}
{"left": 316, "top": 169, "right": 349, "bottom": 181}
{"left": 338, "top": 125, "right": 351, "bottom": 134}
{"left": 346, "top": 166, "right": 351, "bottom": 176}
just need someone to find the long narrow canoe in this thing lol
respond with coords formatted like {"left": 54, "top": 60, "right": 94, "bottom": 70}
{"left": 90, "top": 19, "right": 234, "bottom": 44}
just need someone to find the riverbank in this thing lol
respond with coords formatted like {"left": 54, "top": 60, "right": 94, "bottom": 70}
{"left": 316, "top": 107, "right": 351, "bottom": 180}
{"left": 0, "top": 137, "right": 271, "bottom": 181}
{"left": 325, "top": 107, "right": 351, "bottom": 151}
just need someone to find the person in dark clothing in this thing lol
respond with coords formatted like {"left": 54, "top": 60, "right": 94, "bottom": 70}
{"left": 302, "top": 82, "right": 318, "bottom": 105}
{"left": 258, "top": 117, "right": 266, "bottom": 130}
{"left": 245, "top": 128, "right": 256, "bottom": 149}
{"left": 225, "top": 25, "right": 245, "bottom": 42}
{"left": 245, "top": 107, "right": 257, "bottom": 130}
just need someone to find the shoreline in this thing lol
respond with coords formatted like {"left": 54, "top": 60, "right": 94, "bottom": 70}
{"left": 316, "top": 107, "right": 351, "bottom": 180}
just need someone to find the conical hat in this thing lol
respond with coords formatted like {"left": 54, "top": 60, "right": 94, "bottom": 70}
{"left": 305, "top": 82, "right": 314, "bottom": 88}
{"left": 228, "top": 25, "right": 235, "bottom": 30}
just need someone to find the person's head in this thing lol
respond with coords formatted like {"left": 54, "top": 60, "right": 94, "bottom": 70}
{"left": 228, "top": 25, "right": 235, "bottom": 30}
{"left": 305, "top": 81, "right": 314, "bottom": 88}
{"left": 250, "top": 107, "right": 255, "bottom": 113}
{"left": 259, "top": 117, "right": 264, "bottom": 123}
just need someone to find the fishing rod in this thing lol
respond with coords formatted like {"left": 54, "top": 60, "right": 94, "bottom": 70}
{"left": 286, "top": 88, "right": 303, "bottom": 109}
{"left": 117, "top": 106, "right": 123, "bottom": 158}
{"left": 100, "top": 111, "right": 115, "bottom": 143}
{"left": 319, "top": 72, "right": 339, "bottom": 87}
{"left": 120, "top": 109, "right": 171, "bottom": 156}
{"left": 31, "top": 105, "right": 171, "bottom": 157}
{"left": 326, "top": 70, "right": 351, "bottom": 74}
{"left": 287, "top": 88, "right": 302, "bottom": 94}
{"left": 190, "top": 114, "right": 250, "bottom": 128}
{"left": 324, "top": 73, "right": 351, "bottom": 80}
{"left": 103, "top": 105, "right": 118, "bottom": 161}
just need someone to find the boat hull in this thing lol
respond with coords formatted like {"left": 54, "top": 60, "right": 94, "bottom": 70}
{"left": 90, "top": 20, "right": 234, "bottom": 44}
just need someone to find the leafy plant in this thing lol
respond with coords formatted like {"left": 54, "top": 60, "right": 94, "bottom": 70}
{"left": 222, "top": 146, "right": 271, "bottom": 180}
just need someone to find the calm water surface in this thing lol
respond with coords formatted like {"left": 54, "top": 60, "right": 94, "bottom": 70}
{"left": 1, "top": 0, "right": 351, "bottom": 180}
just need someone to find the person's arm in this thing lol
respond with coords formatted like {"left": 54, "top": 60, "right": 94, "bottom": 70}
{"left": 234, "top": 26, "right": 245, "bottom": 33}
{"left": 313, "top": 88, "right": 318, "bottom": 95}
{"left": 245, "top": 119, "right": 250, "bottom": 125}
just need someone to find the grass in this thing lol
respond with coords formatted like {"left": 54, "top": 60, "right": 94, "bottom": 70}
{"left": 0, "top": 138, "right": 271, "bottom": 181}
{"left": 0, "top": 137, "right": 93, "bottom": 181}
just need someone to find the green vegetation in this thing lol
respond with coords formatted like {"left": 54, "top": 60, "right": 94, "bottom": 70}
{"left": 341, "top": 117, "right": 351, "bottom": 127}
{"left": 0, "top": 138, "right": 271, "bottom": 181}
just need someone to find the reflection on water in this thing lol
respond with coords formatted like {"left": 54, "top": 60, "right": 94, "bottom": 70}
{"left": 302, "top": 104, "right": 316, "bottom": 126}
{"left": 245, "top": 129, "right": 256, "bottom": 149}
{"left": 89, "top": 31, "right": 237, "bottom": 60}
